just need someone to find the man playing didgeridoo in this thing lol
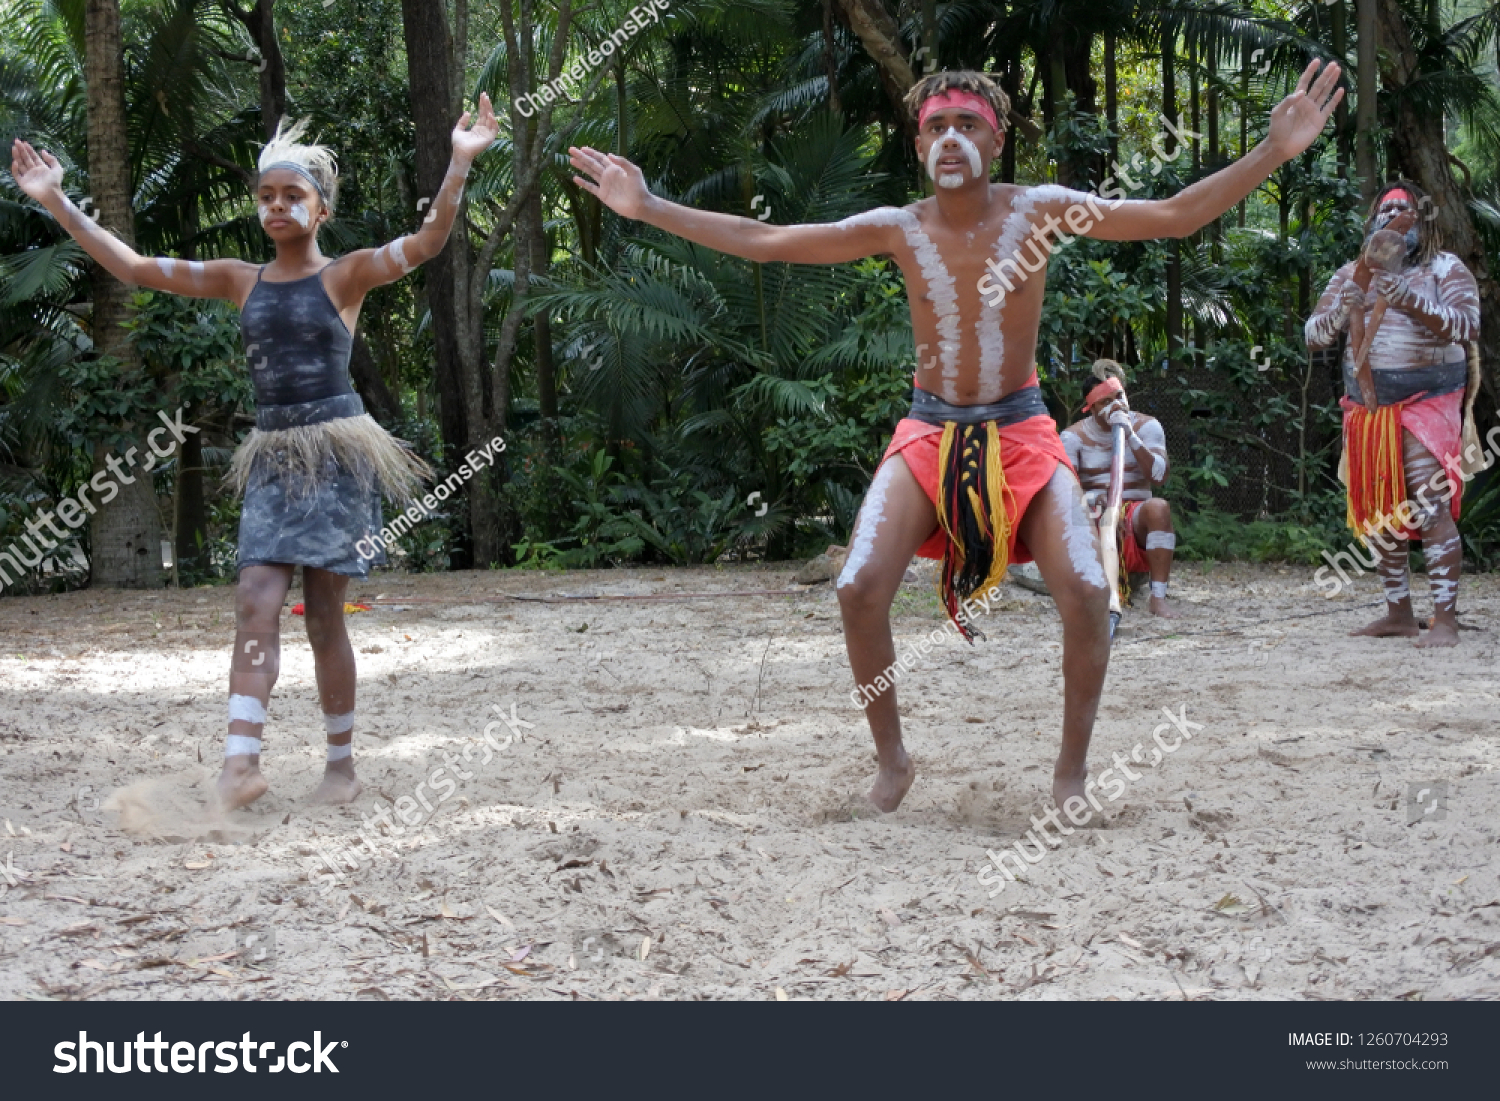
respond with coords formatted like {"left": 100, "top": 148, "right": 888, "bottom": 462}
{"left": 1306, "top": 181, "right": 1482, "bottom": 647}
{"left": 1061, "top": 360, "right": 1180, "bottom": 618}
{"left": 569, "top": 63, "right": 1342, "bottom": 812}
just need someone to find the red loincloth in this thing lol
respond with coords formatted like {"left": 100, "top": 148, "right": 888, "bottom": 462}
{"left": 1340, "top": 389, "right": 1464, "bottom": 537}
{"left": 878, "top": 383, "right": 1074, "bottom": 566}
{"left": 1119, "top": 500, "right": 1151, "bottom": 574}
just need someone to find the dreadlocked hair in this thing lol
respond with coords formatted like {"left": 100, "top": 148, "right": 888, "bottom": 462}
{"left": 903, "top": 71, "right": 1011, "bottom": 133}
{"left": 1365, "top": 179, "right": 1439, "bottom": 265}
{"left": 257, "top": 116, "right": 340, "bottom": 214}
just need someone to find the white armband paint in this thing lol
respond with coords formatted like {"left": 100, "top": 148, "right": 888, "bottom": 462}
{"left": 225, "top": 734, "right": 263, "bottom": 757}
{"left": 1150, "top": 581, "right": 1168, "bottom": 598}
{"left": 324, "top": 711, "right": 355, "bottom": 735}
{"left": 1144, "top": 531, "right": 1176, "bottom": 551}
{"left": 326, "top": 742, "right": 353, "bottom": 761}
{"left": 228, "top": 694, "right": 268, "bottom": 725}
{"left": 388, "top": 237, "right": 411, "bottom": 272}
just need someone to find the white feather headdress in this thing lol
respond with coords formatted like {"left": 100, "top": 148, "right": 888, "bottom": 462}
{"left": 256, "top": 117, "right": 339, "bottom": 210}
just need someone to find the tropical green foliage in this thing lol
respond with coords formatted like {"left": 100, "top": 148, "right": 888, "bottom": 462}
{"left": 2, "top": 0, "right": 1497, "bottom": 589}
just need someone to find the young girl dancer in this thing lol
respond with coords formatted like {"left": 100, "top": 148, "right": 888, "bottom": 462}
{"left": 11, "top": 94, "right": 497, "bottom": 809}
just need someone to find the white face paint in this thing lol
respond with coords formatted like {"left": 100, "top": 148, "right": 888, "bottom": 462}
{"left": 257, "top": 203, "right": 274, "bottom": 226}
{"left": 288, "top": 201, "right": 312, "bottom": 229}
{"left": 837, "top": 460, "right": 898, "bottom": 588}
{"left": 925, "top": 127, "right": 983, "bottom": 189}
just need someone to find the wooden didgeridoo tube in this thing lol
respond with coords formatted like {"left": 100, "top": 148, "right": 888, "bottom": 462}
{"left": 1097, "top": 421, "right": 1127, "bottom": 640}
{"left": 1351, "top": 228, "right": 1410, "bottom": 413}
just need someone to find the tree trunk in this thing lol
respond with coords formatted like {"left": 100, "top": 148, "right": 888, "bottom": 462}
{"left": 1162, "top": 23, "right": 1183, "bottom": 367}
{"left": 477, "top": 0, "right": 583, "bottom": 566}
{"left": 1377, "top": 0, "right": 1500, "bottom": 413}
{"left": 1355, "top": 0, "right": 1379, "bottom": 197}
{"left": 348, "top": 329, "right": 403, "bottom": 425}
{"left": 530, "top": 187, "right": 559, "bottom": 436}
{"left": 174, "top": 431, "right": 206, "bottom": 577}
{"left": 1332, "top": 0, "right": 1351, "bottom": 177}
{"left": 1104, "top": 33, "right": 1118, "bottom": 173}
{"left": 822, "top": 0, "right": 842, "bottom": 114}
{"left": 225, "top": 0, "right": 287, "bottom": 138}
{"left": 401, "top": 0, "right": 477, "bottom": 567}
{"left": 833, "top": 0, "right": 917, "bottom": 136}
{"left": 85, "top": 0, "right": 163, "bottom": 589}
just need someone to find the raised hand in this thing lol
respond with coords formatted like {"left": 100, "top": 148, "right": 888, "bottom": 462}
{"left": 452, "top": 92, "right": 499, "bottom": 163}
{"left": 569, "top": 146, "right": 650, "bottom": 221}
{"left": 1267, "top": 60, "right": 1345, "bottom": 161}
{"left": 10, "top": 139, "right": 65, "bottom": 202}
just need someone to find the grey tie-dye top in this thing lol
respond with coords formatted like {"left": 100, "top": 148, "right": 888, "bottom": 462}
{"left": 240, "top": 265, "right": 356, "bottom": 406}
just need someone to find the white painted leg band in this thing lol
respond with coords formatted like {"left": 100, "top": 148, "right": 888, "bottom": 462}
{"left": 225, "top": 735, "right": 263, "bottom": 758}
{"left": 1151, "top": 581, "right": 1168, "bottom": 598}
{"left": 324, "top": 711, "right": 355, "bottom": 735}
{"left": 326, "top": 742, "right": 353, "bottom": 762}
{"left": 1144, "top": 531, "right": 1176, "bottom": 551}
{"left": 228, "top": 694, "right": 268, "bottom": 725}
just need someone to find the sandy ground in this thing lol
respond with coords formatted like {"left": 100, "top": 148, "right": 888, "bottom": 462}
{"left": 0, "top": 560, "right": 1497, "bottom": 1002}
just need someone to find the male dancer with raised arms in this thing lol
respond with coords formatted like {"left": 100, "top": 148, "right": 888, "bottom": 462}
{"left": 569, "top": 64, "right": 1342, "bottom": 815}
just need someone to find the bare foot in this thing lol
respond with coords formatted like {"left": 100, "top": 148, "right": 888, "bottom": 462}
{"left": 310, "top": 759, "right": 363, "bottom": 804}
{"left": 1351, "top": 612, "right": 1419, "bottom": 638}
{"left": 216, "top": 756, "right": 269, "bottom": 811}
{"left": 1415, "top": 615, "right": 1459, "bottom": 648}
{"left": 867, "top": 749, "right": 915, "bottom": 812}
{"left": 1148, "top": 595, "right": 1181, "bottom": 619}
{"left": 1052, "top": 772, "right": 1088, "bottom": 814}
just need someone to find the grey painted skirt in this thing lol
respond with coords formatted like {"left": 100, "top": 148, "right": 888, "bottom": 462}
{"left": 231, "top": 393, "right": 429, "bottom": 578}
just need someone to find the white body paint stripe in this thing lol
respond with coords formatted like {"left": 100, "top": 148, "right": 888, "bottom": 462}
{"left": 838, "top": 460, "right": 898, "bottom": 588}
{"left": 225, "top": 734, "right": 263, "bottom": 757}
{"left": 324, "top": 711, "right": 355, "bottom": 735}
{"left": 229, "top": 694, "right": 268, "bottom": 725}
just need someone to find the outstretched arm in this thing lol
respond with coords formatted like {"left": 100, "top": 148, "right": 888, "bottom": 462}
{"left": 1041, "top": 61, "right": 1344, "bottom": 242}
{"left": 331, "top": 93, "right": 499, "bottom": 299}
{"left": 567, "top": 146, "right": 896, "bottom": 264}
{"left": 10, "top": 138, "right": 252, "bottom": 300}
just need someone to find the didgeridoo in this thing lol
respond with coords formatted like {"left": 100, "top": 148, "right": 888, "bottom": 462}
{"left": 1097, "top": 421, "right": 1127, "bottom": 641}
{"left": 1351, "top": 228, "right": 1410, "bottom": 413}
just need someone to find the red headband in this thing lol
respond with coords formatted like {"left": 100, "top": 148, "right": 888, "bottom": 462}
{"left": 1380, "top": 189, "right": 1413, "bottom": 205}
{"left": 1085, "top": 377, "right": 1124, "bottom": 409}
{"left": 918, "top": 90, "right": 999, "bottom": 134}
